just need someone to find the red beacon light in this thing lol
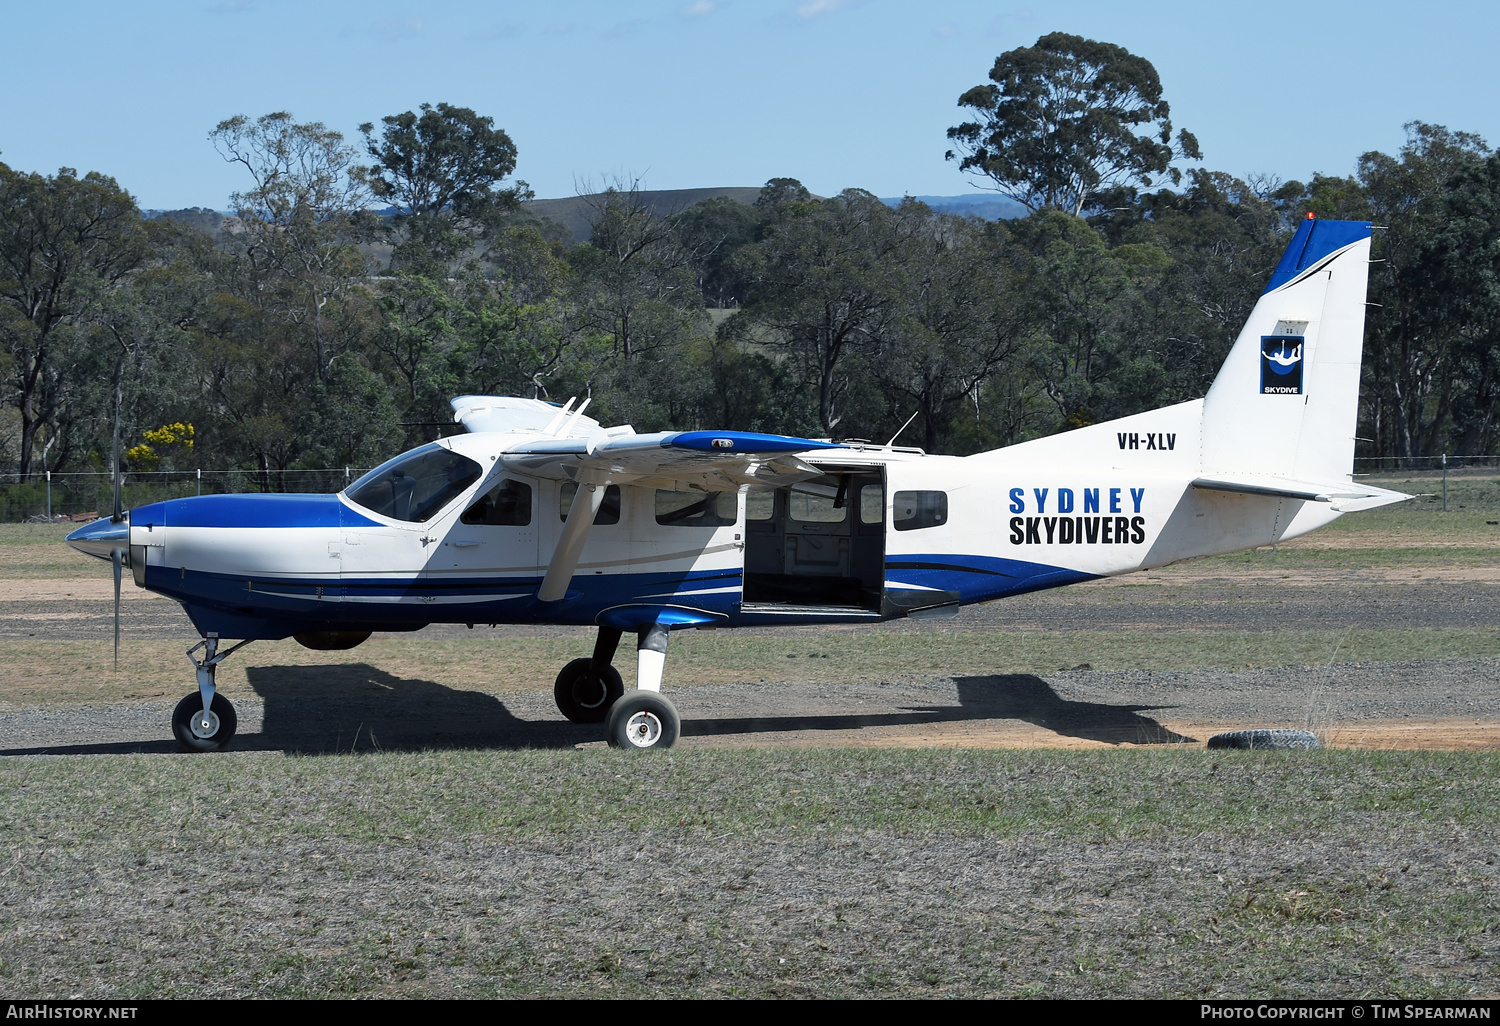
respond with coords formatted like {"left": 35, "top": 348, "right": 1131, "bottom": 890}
{"left": 1305, "top": 211, "right": 1316, "bottom": 219}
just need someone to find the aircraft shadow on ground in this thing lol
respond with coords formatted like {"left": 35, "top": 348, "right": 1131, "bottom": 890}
{"left": 244, "top": 664, "right": 588, "bottom": 753}
{"left": 0, "top": 668, "right": 1193, "bottom": 756}
{"left": 684, "top": 673, "right": 1196, "bottom": 746}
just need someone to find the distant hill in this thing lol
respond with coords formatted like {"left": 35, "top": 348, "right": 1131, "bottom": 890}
{"left": 879, "top": 194, "right": 1028, "bottom": 220}
{"left": 525, "top": 187, "right": 1027, "bottom": 242}
{"left": 526, "top": 187, "right": 763, "bottom": 243}
{"left": 145, "top": 208, "right": 231, "bottom": 233}
{"left": 141, "top": 188, "right": 1027, "bottom": 250}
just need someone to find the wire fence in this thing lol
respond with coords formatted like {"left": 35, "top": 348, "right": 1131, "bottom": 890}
{"left": 1353, "top": 455, "right": 1500, "bottom": 474}
{"left": 1, "top": 469, "right": 371, "bottom": 523}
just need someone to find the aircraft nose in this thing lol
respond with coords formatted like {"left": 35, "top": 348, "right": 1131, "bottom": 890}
{"left": 66, "top": 514, "right": 130, "bottom": 561}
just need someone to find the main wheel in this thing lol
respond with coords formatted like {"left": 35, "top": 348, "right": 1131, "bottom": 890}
{"left": 553, "top": 658, "right": 625, "bottom": 724}
{"left": 171, "top": 692, "right": 238, "bottom": 753}
{"left": 606, "top": 691, "right": 680, "bottom": 750}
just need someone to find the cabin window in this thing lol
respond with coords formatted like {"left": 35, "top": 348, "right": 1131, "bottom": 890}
{"left": 745, "top": 490, "right": 774, "bottom": 521}
{"left": 461, "top": 478, "right": 532, "bottom": 526}
{"left": 859, "top": 484, "right": 884, "bottom": 524}
{"left": 559, "top": 482, "right": 621, "bottom": 525}
{"left": 345, "top": 443, "right": 483, "bottom": 523}
{"left": 893, "top": 490, "right": 948, "bottom": 531}
{"left": 788, "top": 486, "right": 847, "bottom": 523}
{"left": 655, "top": 490, "right": 736, "bottom": 527}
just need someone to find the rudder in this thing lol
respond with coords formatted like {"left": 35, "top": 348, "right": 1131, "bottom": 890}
{"left": 1200, "top": 217, "right": 1373, "bottom": 484}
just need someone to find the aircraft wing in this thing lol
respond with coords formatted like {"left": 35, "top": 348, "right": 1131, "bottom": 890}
{"left": 502, "top": 430, "right": 846, "bottom": 491}
{"left": 1191, "top": 475, "right": 1412, "bottom": 512}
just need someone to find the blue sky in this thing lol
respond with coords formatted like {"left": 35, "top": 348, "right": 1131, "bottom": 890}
{"left": 1, "top": 0, "right": 1495, "bottom": 210}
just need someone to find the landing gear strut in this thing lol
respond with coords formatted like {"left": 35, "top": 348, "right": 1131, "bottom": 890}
{"left": 557, "top": 622, "right": 683, "bottom": 749}
{"left": 173, "top": 634, "right": 252, "bottom": 753}
{"left": 605, "top": 622, "right": 681, "bottom": 750}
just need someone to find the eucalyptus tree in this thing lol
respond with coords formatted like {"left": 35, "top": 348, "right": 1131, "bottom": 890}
{"left": 359, "top": 102, "right": 523, "bottom": 271}
{"left": 210, "top": 111, "right": 372, "bottom": 391}
{"left": 1356, "top": 123, "right": 1492, "bottom": 460}
{"left": 0, "top": 162, "right": 148, "bottom": 478}
{"left": 946, "top": 32, "right": 1200, "bottom": 217}
{"left": 569, "top": 182, "right": 704, "bottom": 364}
{"left": 1419, "top": 150, "right": 1500, "bottom": 455}
{"left": 730, "top": 189, "right": 911, "bottom": 436}
{"left": 866, "top": 205, "right": 1031, "bottom": 451}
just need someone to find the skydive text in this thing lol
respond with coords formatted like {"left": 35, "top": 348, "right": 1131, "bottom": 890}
{"left": 1009, "top": 515, "right": 1146, "bottom": 545}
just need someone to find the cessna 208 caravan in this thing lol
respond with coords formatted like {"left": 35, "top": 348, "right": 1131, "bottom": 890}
{"left": 68, "top": 216, "right": 1409, "bottom": 752}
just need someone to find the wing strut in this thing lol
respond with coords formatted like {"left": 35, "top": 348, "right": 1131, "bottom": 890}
{"left": 536, "top": 477, "right": 608, "bottom": 603}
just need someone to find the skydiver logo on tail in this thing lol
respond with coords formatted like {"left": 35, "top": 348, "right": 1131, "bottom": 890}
{"left": 1260, "top": 335, "right": 1304, "bottom": 394}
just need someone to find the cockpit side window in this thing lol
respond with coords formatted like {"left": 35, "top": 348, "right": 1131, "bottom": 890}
{"left": 346, "top": 443, "right": 483, "bottom": 523}
{"left": 462, "top": 478, "right": 533, "bottom": 526}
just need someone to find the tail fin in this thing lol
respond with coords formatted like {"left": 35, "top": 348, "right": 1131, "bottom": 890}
{"left": 1200, "top": 217, "right": 1373, "bottom": 484}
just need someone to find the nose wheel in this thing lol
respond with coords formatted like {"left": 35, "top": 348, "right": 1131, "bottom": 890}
{"left": 171, "top": 692, "right": 238, "bottom": 752}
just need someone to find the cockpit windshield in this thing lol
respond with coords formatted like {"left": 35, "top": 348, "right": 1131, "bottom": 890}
{"left": 344, "top": 443, "right": 483, "bottom": 523}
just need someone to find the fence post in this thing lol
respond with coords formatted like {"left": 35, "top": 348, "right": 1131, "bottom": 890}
{"left": 46, "top": 471, "right": 51, "bottom": 521}
{"left": 1442, "top": 453, "right": 1448, "bottom": 511}
{"left": 197, "top": 468, "right": 201, "bottom": 497}
{"left": 345, "top": 467, "right": 350, "bottom": 486}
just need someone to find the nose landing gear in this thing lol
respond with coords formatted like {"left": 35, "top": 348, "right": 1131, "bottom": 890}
{"left": 173, "top": 634, "right": 252, "bottom": 753}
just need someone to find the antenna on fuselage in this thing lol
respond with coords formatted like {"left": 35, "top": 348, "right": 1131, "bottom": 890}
{"left": 886, "top": 410, "right": 920, "bottom": 447}
{"left": 560, "top": 397, "right": 592, "bottom": 436}
{"left": 542, "top": 398, "right": 576, "bottom": 436}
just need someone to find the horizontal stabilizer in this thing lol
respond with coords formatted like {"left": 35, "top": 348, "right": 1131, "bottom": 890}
{"left": 1191, "top": 476, "right": 1411, "bottom": 512}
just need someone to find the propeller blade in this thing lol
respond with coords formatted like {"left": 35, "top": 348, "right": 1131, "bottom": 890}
{"left": 111, "top": 548, "right": 122, "bottom": 670}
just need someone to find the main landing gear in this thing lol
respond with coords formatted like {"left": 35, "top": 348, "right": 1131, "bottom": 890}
{"left": 173, "top": 634, "right": 252, "bottom": 753}
{"left": 552, "top": 623, "right": 681, "bottom": 750}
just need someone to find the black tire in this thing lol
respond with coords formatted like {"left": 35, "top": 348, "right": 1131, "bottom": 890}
{"left": 605, "top": 691, "right": 680, "bottom": 750}
{"left": 1207, "top": 729, "right": 1321, "bottom": 750}
{"left": 171, "top": 692, "right": 238, "bottom": 753}
{"left": 553, "top": 658, "right": 625, "bottom": 724}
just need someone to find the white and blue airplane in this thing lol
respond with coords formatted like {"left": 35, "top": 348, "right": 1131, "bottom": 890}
{"left": 68, "top": 216, "right": 1409, "bottom": 752}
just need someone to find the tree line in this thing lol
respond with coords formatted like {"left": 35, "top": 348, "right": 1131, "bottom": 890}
{"left": 3, "top": 34, "right": 1498, "bottom": 500}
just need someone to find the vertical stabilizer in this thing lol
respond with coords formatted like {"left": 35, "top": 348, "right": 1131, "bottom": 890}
{"left": 1200, "top": 218, "right": 1373, "bottom": 483}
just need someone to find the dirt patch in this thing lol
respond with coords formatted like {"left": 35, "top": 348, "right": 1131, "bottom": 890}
{"left": 0, "top": 578, "right": 168, "bottom": 601}
{"left": 672, "top": 717, "right": 1500, "bottom": 752}
{"left": 1100, "top": 565, "right": 1500, "bottom": 586}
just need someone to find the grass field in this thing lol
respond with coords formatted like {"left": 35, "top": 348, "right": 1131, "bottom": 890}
{"left": 1, "top": 748, "right": 1497, "bottom": 998}
{"left": 1, "top": 472, "right": 1497, "bottom": 998}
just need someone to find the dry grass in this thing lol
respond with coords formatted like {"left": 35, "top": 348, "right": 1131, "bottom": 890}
{"left": 0, "top": 748, "right": 1495, "bottom": 998}
{"left": 7, "top": 627, "right": 1500, "bottom": 710}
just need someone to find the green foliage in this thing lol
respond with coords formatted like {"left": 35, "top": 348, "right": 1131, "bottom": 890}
{"left": 1357, "top": 123, "right": 1494, "bottom": 458}
{"left": 947, "top": 32, "right": 1200, "bottom": 216}
{"left": 359, "top": 102, "right": 523, "bottom": 270}
{"left": 0, "top": 163, "right": 148, "bottom": 478}
{"left": 5, "top": 85, "right": 1500, "bottom": 504}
